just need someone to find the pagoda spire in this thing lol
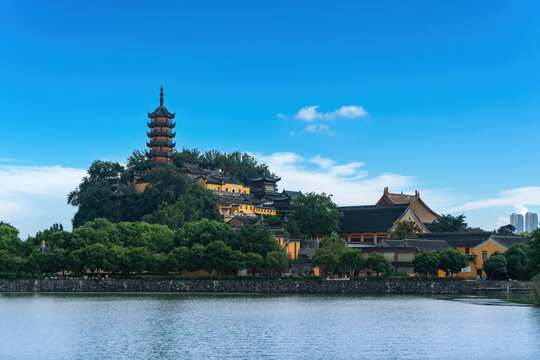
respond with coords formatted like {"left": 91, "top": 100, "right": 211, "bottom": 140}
{"left": 160, "top": 85, "right": 164, "bottom": 105}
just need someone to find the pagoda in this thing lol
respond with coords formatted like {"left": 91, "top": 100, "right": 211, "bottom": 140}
{"left": 146, "top": 86, "right": 176, "bottom": 167}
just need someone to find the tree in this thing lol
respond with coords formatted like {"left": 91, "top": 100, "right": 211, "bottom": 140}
{"left": 528, "top": 229, "right": 540, "bottom": 276}
{"left": 497, "top": 224, "right": 515, "bottom": 236}
{"left": 339, "top": 249, "right": 364, "bottom": 277}
{"left": 187, "top": 244, "right": 206, "bottom": 274}
{"left": 175, "top": 219, "right": 238, "bottom": 248}
{"left": 388, "top": 221, "right": 422, "bottom": 239}
{"left": 203, "top": 241, "right": 233, "bottom": 274}
{"left": 244, "top": 252, "right": 264, "bottom": 277}
{"left": 82, "top": 243, "right": 108, "bottom": 273}
{"left": 106, "top": 246, "right": 130, "bottom": 275}
{"left": 166, "top": 247, "right": 189, "bottom": 273}
{"left": 0, "top": 223, "right": 23, "bottom": 256}
{"left": 67, "top": 161, "right": 123, "bottom": 227}
{"left": 23, "top": 256, "right": 40, "bottom": 274}
{"left": 412, "top": 251, "right": 440, "bottom": 276}
{"left": 264, "top": 251, "right": 290, "bottom": 275}
{"left": 290, "top": 192, "right": 341, "bottom": 238}
{"left": 366, "top": 253, "right": 393, "bottom": 278}
{"left": 71, "top": 218, "right": 120, "bottom": 250}
{"left": 233, "top": 225, "right": 279, "bottom": 256}
{"left": 0, "top": 250, "right": 9, "bottom": 273}
{"left": 484, "top": 253, "right": 507, "bottom": 280}
{"left": 127, "top": 247, "right": 150, "bottom": 274}
{"left": 312, "top": 233, "right": 348, "bottom": 277}
{"left": 504, "top": 243, "right": 530, "bottom": 280}
{"left": 429, "top": 214, "right": 468, "bottom": 232}
{"left": 312, "top": 249, "right": 338, "bottom": 277}
{"left": 439, "top": 248, "right": 468, "bottom": 276}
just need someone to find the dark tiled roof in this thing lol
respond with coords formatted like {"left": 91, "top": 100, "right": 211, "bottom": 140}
{"left": 489, "top": 235, "right": 527, "bottom": 249}
{"left": 375, "top": 239, "right": 403, "bottom": 248}
{"left": 338, "top": 204, "right": 409, "bottom": 233}
{"left": 247, "top": 174, "right": 281, "bottom": 182}
{"left": 418, "top": 232, "right": 494, "bottom": 247}
{"left": 282, "top": 190, "right": 302, "bottom": 199}
{"left": 402, "top": 239, "right": 451, "bottom": 252}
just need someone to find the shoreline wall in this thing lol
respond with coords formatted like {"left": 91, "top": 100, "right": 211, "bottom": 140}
{"left": 0, "top": 279, "right": 532, "bottom": 295}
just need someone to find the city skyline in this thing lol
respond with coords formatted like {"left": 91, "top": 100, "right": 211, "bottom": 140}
{"left": 1, "top": 1, "right": 540, "bottom": 236}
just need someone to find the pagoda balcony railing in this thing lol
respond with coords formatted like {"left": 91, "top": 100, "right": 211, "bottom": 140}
{"left": 146, "top": 151, "right": 174, "bottom": 158}
{"left": 147, "top": 121, "right": 176, "bottom": 129}
{"left": 147, "top": 130, "right": 175, "bottom": 138}
{"left": 147, "top": 141, "right": 176, "bottom": 147}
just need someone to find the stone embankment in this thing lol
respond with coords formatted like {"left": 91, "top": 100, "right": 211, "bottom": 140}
{"left": 0, "top": 278, "right": 532, "bottom": 295}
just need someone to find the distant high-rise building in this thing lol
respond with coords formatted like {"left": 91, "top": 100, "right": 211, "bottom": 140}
{"left": 510, "top": 213, "right": 524, "bottom": 233}
{"left": 525, "top": 212, "right": 539, "bottom": 232}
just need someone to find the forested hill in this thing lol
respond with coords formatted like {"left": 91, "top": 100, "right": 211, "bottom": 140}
{"left": 67, "top": 148, "right": 275, "bottom": 228}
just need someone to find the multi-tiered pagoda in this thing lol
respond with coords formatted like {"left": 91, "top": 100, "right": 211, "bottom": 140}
{"left": 146, "top": 86, "right": 176, "bottom": 167}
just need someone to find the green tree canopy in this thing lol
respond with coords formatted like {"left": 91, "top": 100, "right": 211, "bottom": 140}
{"left": 429, "top": 214, "right": 469, "bottom": 232}
{"left": 497, "top": 224, "right": 516, "bottom": 236}
{"left": 366, "top": 253, "right": 393, "bottom": 278}
{"left": 388, "top": 221, "right": 422, "bottom": 239}
{"left": 339, "top": 249, "right": 364, "bottom": 276}
{"left": 412, "top": 251, "right": 440, "bottom": 276}
{"left": 439, "top": 248, "right": 468, "bottom": 275}
{"left": 504, "top": 243, "right": 530, "bottom": 280}
{"left": 264, "top": 251, "right": 290, "bottom": 274}
{"left": 290, "top": 192, "right": 341, "bottom": 238}
{"left": 244, "top": 252, "right": 264, "bottom": 276}
{"left": 0, "top": 222, "right": 23, "bottom": 256}
{"left": 528, "top": 229, "right": 540, "bottom": 276}
{"left": 483, "top": 252, "right": 507, "bottom": 280}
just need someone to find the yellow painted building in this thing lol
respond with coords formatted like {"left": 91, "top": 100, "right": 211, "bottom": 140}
{"left": 454, "top": 236, "right": 524, "bottom": 279}
{"left": 196, "top": 177, "right": 250, "bottom": 194}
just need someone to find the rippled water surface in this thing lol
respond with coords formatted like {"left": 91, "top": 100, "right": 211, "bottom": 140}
{"left": 0, "top": 294, "right": 539, "bottom": 359}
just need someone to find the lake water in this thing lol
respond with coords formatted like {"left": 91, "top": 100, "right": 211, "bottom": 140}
{"left": 0, "top": 294, "right": 539, "bottom": 359}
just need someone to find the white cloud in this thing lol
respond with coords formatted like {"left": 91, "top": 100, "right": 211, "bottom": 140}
{"left": 497, "top": 216, "right": 510, "bottom": 227}
{"left": 513, "top": 204, "right": 529, "bottom": 216}
{"left": 294, "top": 105, "right": 368, "bottom": 121}
{"left": 304, "top": 124, "right": 335, "bottom": 135}
{"left": 0, "top": 165, "right": 86, "bottom": 237}
{"left": 253, "top": 152, "right": 416, "bottom": 206}
{"left": 448, "top": 187, "right": 540, "bottom": 212}
{"left": 309, "top": 155, "right": 335, "bottom": 169}
{"left": 295, "top": 106, "right": 321, "bottom": 121}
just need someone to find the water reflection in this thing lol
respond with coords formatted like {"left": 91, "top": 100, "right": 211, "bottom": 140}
{"left": 0, "top": 294, "right": 538, "bottom": 359}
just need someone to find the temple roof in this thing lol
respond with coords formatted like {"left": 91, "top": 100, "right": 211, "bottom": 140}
{"left": 476, "top": 235, "right": 527, "bottom": 249}
{"left": 338, "top": 204, "right": 410, "bottom": 233}
{"left": 246, "top": 174, "right": 281, "bottom": 182}
{"left": 376, "top": 187, "right": 440, "bottom": 224}
{"left": 417, "top": 231, "right": 494, "bottom": 247}
{"left": 148, "top": 86, "right": 176, "bottom": 119}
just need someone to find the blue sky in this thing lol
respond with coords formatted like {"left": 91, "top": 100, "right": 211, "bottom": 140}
{"left": 1, "top": 1, "right": 539, "bottom": 236}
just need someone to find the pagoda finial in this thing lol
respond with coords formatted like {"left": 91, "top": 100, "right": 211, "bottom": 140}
{"left": 159, "top": 85, "right": 164, "bottom": 106}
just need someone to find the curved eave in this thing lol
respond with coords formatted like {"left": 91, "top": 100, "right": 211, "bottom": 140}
{"left": 146, "top": 141, "right": 176, "bottom": 148}
{"left": 147, "top": 131, "right": 176, "bottom": 138}
{"left": 147, "top": 105, "right": 176, "bottom": 119}
{"left": 147, "top": 122, "right": 176, "bottom": 129}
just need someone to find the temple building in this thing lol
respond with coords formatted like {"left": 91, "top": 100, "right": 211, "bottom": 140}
{"left": 146, "top": 86, "right": 176, "bottom": 167}
{"left": 247, "top": 174, "right": 282, "bottom": 201}
{"left": 376, "top": 187, "right": 440, "bottom": 225}
{"left": 338, "top": 204, "right": 429, "bottom": 247}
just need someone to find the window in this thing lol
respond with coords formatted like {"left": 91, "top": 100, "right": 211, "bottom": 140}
{"left": 482, "top": 251, "right": 487, "bottom": 260}
{"left": 465, "top": 247, "right": 469, "bottom": 255}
